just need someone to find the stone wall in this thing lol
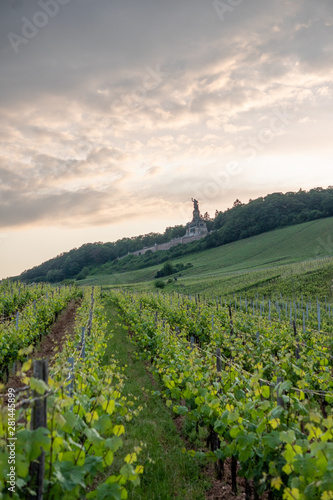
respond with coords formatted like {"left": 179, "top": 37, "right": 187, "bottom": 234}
{"left": 129, "top": 233, "right": 206, "bottom": 257}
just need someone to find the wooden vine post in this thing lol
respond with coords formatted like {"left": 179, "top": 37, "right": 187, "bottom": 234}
{"left": 28, "top": 360, "right": 48, "bottom": 500}
{"left": 190, "top": 336, "right": 194, "bottom": 352}
{"left": 79, "top": 327, "right": 86, "bottom": 359}
{"left": 227, "top": 305, "right": 237, "bottom": 490}
{"left": 66, "top": 357, "right": 75, "bottom": 410}
{"left": 293, "top": 320, "right": 300, "bottom": 361}
{"left": 228, "top": 305, "right": 234, "bottom": 336}
{"left": 216, "top": 348, "right": 221, "bottom": 389}
{"left": 276, "top": 377, "right": 285, "bottom": 408}
{"left": 87, "top": 309, "right": 93, "bottom": 336}
{"left": 214, "top": 347, "right": 224, "bottom": 480}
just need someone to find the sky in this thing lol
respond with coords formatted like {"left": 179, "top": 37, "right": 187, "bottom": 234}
{"left": 1, "top": 0, "right": 333, "bottom": 279}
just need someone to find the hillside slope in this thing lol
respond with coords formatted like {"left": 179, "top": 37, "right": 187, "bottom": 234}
{"left": 81, "top": 217, "right": 333, "bottom": 298}
{"left": 19, "top": 186, "right": 333, "bottom": 283}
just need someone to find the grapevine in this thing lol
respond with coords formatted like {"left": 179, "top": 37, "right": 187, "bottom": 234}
{"left": 0, "top": 288, "right": 144, "bottom": 499}
{"left": 109, "top": 289, "right": 333, "bottom": 499}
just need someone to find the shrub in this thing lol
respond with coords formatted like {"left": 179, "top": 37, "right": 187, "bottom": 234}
{"left": 154, "top": 279, "right": 166, "bottom": 289}
{"left": 155, "top": 261, "right": 193, "bottom": 278}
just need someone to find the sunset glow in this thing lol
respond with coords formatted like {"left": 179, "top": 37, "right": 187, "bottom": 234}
{"left": 1, "top": 0, "right": 333, "bottom": 278}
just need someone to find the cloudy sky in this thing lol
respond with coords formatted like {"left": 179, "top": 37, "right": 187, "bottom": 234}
{"left": 1, "top": 0, "right": 333, "bottom": 278}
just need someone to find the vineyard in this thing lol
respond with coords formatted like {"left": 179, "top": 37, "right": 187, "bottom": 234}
{"left": 0, "top": 283, "right": 332, "bottom": 499}
{"left": 0, "top": 285, "right": 144, "bottom": 500}
{"left": 109, "top": 289, "right": 333, "bottom": 500}
{"left": 0, "top": 281, "right": 82, "bottom": 380}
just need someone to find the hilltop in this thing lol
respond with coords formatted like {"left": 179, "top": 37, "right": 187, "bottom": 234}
{"left": 18, "top": 186, "right": 333, "bottom": 284}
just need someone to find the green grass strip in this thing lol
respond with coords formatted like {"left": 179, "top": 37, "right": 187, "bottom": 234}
{"left": 101, "top": 300, "right": 210, "bottom": 500}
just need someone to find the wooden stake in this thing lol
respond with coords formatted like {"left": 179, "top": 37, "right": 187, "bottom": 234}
{"left": 29, "top": 360, "right": 48, "bottom": 500}
{"left": 276, "top": 376, "right": 284, "bottom": 408}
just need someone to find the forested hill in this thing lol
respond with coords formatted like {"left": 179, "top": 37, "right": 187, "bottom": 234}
{"left": 205, "top": 186, "right": 333, "bottom": 249}
{"left": 19, "top": 186, "right": 333, "bottom": 283}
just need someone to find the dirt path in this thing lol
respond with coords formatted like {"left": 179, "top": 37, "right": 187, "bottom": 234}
{"left": 4, "top": 299, "right": 80, "bottom": 394}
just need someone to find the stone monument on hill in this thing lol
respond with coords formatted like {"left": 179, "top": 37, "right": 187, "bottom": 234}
{"left": 184, "top": 198, "right": 208, "bottom": 237}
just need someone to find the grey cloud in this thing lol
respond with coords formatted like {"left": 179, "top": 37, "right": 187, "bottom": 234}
{"left": 0, "top": 0, "right": 302, "bottom": 107}
{"left": 0, "top": 164, "right": 23, "bottom": 190}
{"left": 253, "top": 2, "right": 333, "bottom": 73}
{"left": 0, "top": 0, "right": 332, "bottom": 232}
{"left": 86, "top": 147, "right": 127, "bottom": 163}
{"left": 145, "top": 166, "right": 162, "bottom": 176}
{"left": 33, "top": 154, "right": 79, "bottom": 181}
{"left": 2, "top": 0, "right": 330, "bottom": 119}
{"left": 0, "top": 188, "right": 113, "bottom": 228}
{"left": 0, "top": 180, "right": 179, "bottom": 229}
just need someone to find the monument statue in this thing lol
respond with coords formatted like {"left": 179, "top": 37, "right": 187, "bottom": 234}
{"left": 185, "top": 198, "right": 207, "bottom": 238}
{"left": 191, "top": 198, "right": 199, "bottom": 211}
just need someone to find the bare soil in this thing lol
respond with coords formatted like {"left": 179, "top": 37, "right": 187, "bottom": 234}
{"left": 3, "top": 299, "right": 80, "bottom": 397}
{"left": 173, "top": 413, "right": 248, "bottom": 500}
{"left": 205, "top": 458, "right": 246, "bottom": 500}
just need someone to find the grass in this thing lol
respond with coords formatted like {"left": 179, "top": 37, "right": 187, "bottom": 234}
{"left": 80, "top": 217, "right": 333, "bottom": 299}
{"left": 100, "top": 300, "right": 210, "bottom": 499}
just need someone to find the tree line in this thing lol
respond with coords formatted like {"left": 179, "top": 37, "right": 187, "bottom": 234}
{"left": 19, "top": 225, "right": 186, "bottom": 282}
{"left": 205, "top": 186, "right": 333, "bottom": 249}
{"left": 19, "top": 187, "right": 333, "bottom": 283}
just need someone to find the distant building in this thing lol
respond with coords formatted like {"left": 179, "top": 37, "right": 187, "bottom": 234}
{"left": 184, "top": 198, "right": 208, "bottom": 237}
{"left": 127, "top": 198, "right": 208, "bottom": 258}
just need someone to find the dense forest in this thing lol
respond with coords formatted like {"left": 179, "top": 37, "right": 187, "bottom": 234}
{"left": 19, "top": 225, "right": 186, "bottom": 282}
{"left": 206, "top": 186, "right": 333, "bottom": 248}
{"left": 19, "top": 187, "right": 333, "bottom": 283}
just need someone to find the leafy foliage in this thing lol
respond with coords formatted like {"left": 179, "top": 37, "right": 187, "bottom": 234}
{"left": 0, "top": 281, "right": 50, "bottom": 319}
{"left": 0, "top": 289, "right": 144, "bottom": 499}
{"left": 154, "top": 261, "right": 193, "bottom": 278}
{"left": 109, "top": 289, "right": 333, "bottom": 499}
{"left": 0, "top": 284, "right": 82, "bottom": 376}
{"left": 153, "top": 280, "right": 166, "bottom": 289}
